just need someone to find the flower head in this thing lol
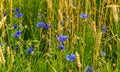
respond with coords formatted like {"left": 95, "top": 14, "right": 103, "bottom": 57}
{"left": 15, "top": 13, "right": 23, "bottom": 18}
{"left": 4, "top": 13, "right": 7, "bottom": 16}
{"left": 36, "top": 22, "right": 46, "bottom": 28}
{"left": 58, "top": 45, "right": 65, "bottom": 50}
{"left": 66, "top": 53, "right": 76, "bottom": 62}
{"left": 101, "top": 26, "right": 107, "bottom": 32}
{"left": 12, "top": 9, "right": 15, "bottom": 13}
{"left": 80, "top": 14, "right": 88, "bottom": 18}
{"left": 27, "top": 47, "right": 33, "bottom": 54}
{"left": 85, "top": 66, "right": 92, "bottom": 72}
{"left": 13, "top": 24, "right": 18, "bottom": 29}
{"left": 57, "top": 35, "right": 68, "bottom": 43}
{"left": 16, "top": 8, "right": 20, "bottom": 12}
{"left": 37, "top": 22, "right": 51, "bottom": 29}
{"left": 43, "top": 24, "right": 51, "bottom": 29}
{"left": 13, "top": 30, "right": 22, "bottom": 38}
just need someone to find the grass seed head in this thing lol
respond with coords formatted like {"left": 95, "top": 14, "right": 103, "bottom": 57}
{"left": 0, "top": 47, "right": 5, "bottom": 64}
{"left": 0, "top": 16, "right": 6, "bottom": 29}
{"left": 75, "top": 51, "right": 82, "bottom": 69}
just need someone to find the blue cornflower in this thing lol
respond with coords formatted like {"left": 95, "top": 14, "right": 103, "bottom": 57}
{"left": 99, "top": 51, "right": 106, "bottom": 56}
{"left": 27, "top": 47, "right": 33, "bottom": 54}
{"left": 12, "top": 9, "right": 15, "bottom": 12}
{"left": 101, "top": 26, "right": 107, "bottom": 32}
{"left": 16, "top": 8, "right": 20, "bottom": 12}
{"left": 85, "top": 66, "right": 92, "bottom": 72}
{"left": 13, "top": 24, "right": 18, "bottom": 29}
{"left": 36, "top": 22, "right": 46, "bottom": 28}
{"left": 58, "top": 45, "right": 65, "bottom": 50}
{"left": 15, "top": 13, "right": 23, "bottom": 18}
{"left": 4, "top": 13, "right": 7, "bottom": 16}
{"left": 43, "top": 24, "right": 51, "bottom": 29}
{"left": 80, "top": 14, "right": 88, "bottom": 18}
{"left": 57, "top": 34, "right": 68, "bottom": 43}
{"left": 13, "top": 30, "right": 22, "bottom": 38}
{"left": 66, "top": 53, "right": 76, "bottom": 62}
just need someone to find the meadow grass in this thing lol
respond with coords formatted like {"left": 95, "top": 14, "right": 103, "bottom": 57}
{"left": 0, "top": 0, "right": 120, "bottom": 72}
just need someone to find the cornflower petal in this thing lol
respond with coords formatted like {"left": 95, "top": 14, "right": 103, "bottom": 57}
{"left": 15, "top": 13, "right": 23, "bottom": 18}
{"left": 16, "top": 8, "right": 20, "bottom": 12}
{"left": 80, "top": 14, "right": 88, "bottom": 18}
{"left": 27, "top": 47, "right": 33, "bottom": 54}
{"left": 58, "top": 45, "right": 65, "bottom": 50}
{"left": 57, "top": 34, "right": 68, "bottom": 43}
{"left": 13, "top": 30, "right": 22, "bottom": 38}
{"left": 101, "top": 26, "right": 107, "bottom": 32}
{"left": 85, "top": 66, "right": 92, "bottom": 72}
{"left": 66, "top": 53, "right": 76, "bottom": 62}
{"left": 36, "top": 22, "right": 46, "bottom": 28}
{"left": 13, "top": 24, "right": 18, "bottom": 29}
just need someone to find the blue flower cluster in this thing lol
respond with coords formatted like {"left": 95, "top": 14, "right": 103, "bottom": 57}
{"left": 80, "top": 14, "right": 89, "bottom": 18}
{"left": 4, "top": 13, "right": 7, "bottom": 16}
{"left": 27, "top": 47, "right": 34, "bottom": 54}
{"left": 85, "top": 66, "right": 92, "bottom": 72}
{"left": 36, "top": 22, "right": 51, "bottom": 29}
{"left": 15, "top": 13, "right": 23, "bottom": 18}
{"left": 57, "top": 35, "right": 76, "bottom": 62}
{"left": 12, "top": 8, "right": 20, "bottom": 13}
{"left": 13, "top": 31, "right": 22, "bottom": 38}
{"left": 57, "top": 34, "right": 67, "bottom": 43}
{"left": 57, "top": 34, "right": 67, "bottom": 50}
{"left": 58, "top": 44, "right": 65, "bottom": 50}
{"left": 101, "top": 26, "right": 107, "bottom": 32}
{"left": 11, "top": 8, "right": 23, "bottom": 18}
{"left": 13, "top": 24, "right": 18, "bottom": 29}
{"left": 66, "top": 53, "right": 76, "bottom": 62}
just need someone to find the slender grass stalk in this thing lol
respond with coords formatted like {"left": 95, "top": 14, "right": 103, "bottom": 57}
{"left": 7, "top": 46, "right": 14, "bottom": 72}
{"left": 58, "top": 9, "right": 63, "bottom": 34}
{"left": 75, "top": 51, "right": 82, "bottom": 71}
{"left": 0, "top": 46, "right": 5, "bottom": 64}
{"left": 93, "top": 31, "right": 102, "bottom": 71}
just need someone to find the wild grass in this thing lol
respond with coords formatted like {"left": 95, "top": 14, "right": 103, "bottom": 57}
{"left": 0, "top": 0, "right": 120, "bottom": 72}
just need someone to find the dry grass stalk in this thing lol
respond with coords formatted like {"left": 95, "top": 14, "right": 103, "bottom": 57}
{"left": 46, "top": 0, "right": 52, "bottom": 9}
{"left": 0, "top": 46, "right": 5, "bottom": 64}
{"left": 59, "top": 0, "right": 64, "bottom": 9}
{"left": 69, "top": 0, "right": 76, "bottom": 9}
{"left": 106, "top": 5, "right": 120, "bottom": 22}
{"left": 58, "top": 9, "right": 63, "bottom": 34}
{"left": 7, "top": 46, "right": 14, "bottom": 71}
{"left": 75, "top": 51, "right": 82, "bottom": 69}
{"left": 64, "top": 1, "right": 68, "bottom": 9}
{"left": 90, "top": 21, "right": 96, "bottom": 36}
{"left": 69, "top": 69, "right": 72, "bottom": 72}
{"left": 1, "top": 0, "right": 4, "bottom": 18}
{"left": 94, "top": 32, "right": 102, "bottom": 60}
{"left": 58, "top": 9, "right": 63, "bottom": 20}
{"left": 7, "top": 46, "right": 11, "bottom": 56}
{"left": 10, "top": 0, "right": 12, "bottom": 17}
{"left": 0, "top": 16, "right": 6, "bottom": 29}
